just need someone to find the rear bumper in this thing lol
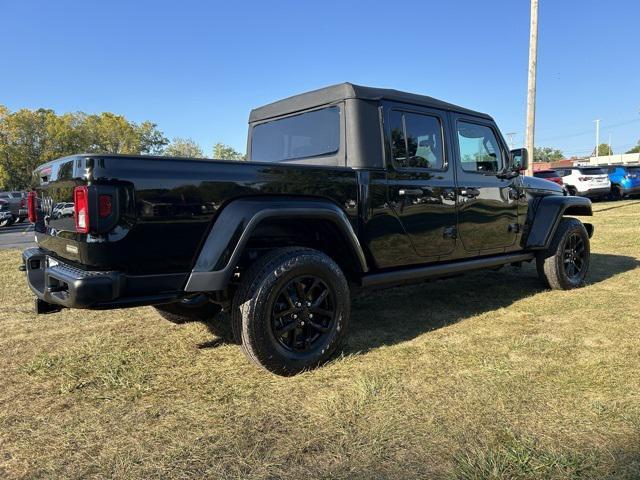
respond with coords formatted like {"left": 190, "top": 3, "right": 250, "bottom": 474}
{"left": 577, "top": 187, "right": 610, "bottom": 198}
{"left": 22, "top": 248, "right": 185, "bottom": 310}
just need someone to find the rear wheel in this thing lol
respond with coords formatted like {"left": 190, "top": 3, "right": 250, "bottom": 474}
{"left": 0, "top": 217, "right": 14, "bottom": 227}
{"left": 566, "top": 186, "right": 578, "bottom": 196}
{"left": 231, "top": 247, "right": 350, "bottom": 375}
{"left": 536, "top": 218, "right": 590, "bottom": 290}
{"left": 609, "top": 185, "right": 623, "bottom": 201}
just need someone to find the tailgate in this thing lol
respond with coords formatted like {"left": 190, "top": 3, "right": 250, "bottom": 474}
{"left": 32, "top": 156, "right": 134, "bottom": 268}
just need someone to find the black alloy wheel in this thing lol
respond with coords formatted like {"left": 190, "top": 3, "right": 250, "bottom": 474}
{"left": 562, "top": 232, "right": 587, "bottom": 280}
{"left": 270, "top": 275, "right": 336, "bottom": 353}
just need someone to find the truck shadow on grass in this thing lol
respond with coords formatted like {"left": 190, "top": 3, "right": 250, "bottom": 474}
{"left": 342, "top": 252, "right": 639, "bottom": 355}
{"left": 198, "top": 253, "right": 638, "bottom": 351}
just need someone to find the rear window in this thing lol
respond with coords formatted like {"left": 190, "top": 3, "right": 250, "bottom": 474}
{"left": 578, "top": 167, "right": 606, "bottom": 175}
{"left": 251, "top": 106, "right": 341, "bottom": 162}
{"left": 534, "top": 170, "right": 558, "bottom": 178}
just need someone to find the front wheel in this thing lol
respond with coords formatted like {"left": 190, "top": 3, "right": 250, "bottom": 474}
{"left": 232, "top": 247, "right": 350, "bottom": 376}
{"left": 536, "top": 218, "right": 590, "bottom": 290}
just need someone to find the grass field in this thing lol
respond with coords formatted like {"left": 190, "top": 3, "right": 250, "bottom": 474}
{"left": 1, "top": 200, "right": 639, "bottom": 479}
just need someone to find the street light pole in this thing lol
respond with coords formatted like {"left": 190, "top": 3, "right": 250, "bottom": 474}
{"left": 525, "top": 0, "right": 539, "bottom": 176}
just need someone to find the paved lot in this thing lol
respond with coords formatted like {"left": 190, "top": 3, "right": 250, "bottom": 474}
{"left": 0, "top": 222, "right": 36, "bottom": 249}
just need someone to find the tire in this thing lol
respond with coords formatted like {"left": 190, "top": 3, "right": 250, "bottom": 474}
{"left": 0, "top": 217, "right": 14, "bottom": 227}
{"left": 231, "top": 247, "right": 350, "bottom": 376}
{"left": 611, "top": 185, "right": 623, "bottom": 201}
{"left": 155, "top": 299, "right": 231, "bottom": 340}
{"left": 566, "top": 186, "right": 577, "bottom": 196}
{"left": 536, "top": 218, "right": 590, "bottom": 290}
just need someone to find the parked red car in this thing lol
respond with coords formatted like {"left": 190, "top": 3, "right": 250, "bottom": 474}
{"left": 533, "top": 169, "right": 564, "bottom": 186}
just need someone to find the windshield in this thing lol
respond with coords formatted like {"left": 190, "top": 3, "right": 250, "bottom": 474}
{"left": 251, "top": 106, "right": 341, "bottom": 163}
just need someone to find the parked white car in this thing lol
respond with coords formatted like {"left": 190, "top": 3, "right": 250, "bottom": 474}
{"left": 556, "top": 166, "right": 611, "bottom": 199}
{"left": 52, "top": 202, "right": 74, "bottom": 219}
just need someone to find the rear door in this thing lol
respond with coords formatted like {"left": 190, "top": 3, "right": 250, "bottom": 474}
{"left": 385, "top": 104, "right": 458, "bottom": 260}
{"left": 451, "top": 114, "right": 519, "bottom": 253}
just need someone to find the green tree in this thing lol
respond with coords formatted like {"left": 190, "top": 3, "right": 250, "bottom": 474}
{"left": 533, "top": 146, "right": 564, "bottom": 163}
{"left": 213, "top": 142, "right": 245, "bottom": 160}
{"left": 626, "top": 141, "right": 640, "bottom": 154}
{"left": 597, "top": 143, "right": 612, "bottom": 156}
{"left": 164, "top": 138, "right": 204, "bottom": 158}
{"left": 0, "top": 104, "right": 169, "bottom": 189}
{"left": 137, "top": 121, "right": 169, "bottom": 155}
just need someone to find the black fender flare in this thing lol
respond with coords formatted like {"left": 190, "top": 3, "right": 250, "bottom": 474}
{"left": 525, "top": 195, "right": 593, "bottom": 249}
{"left": 184, "top": 197, "right": 368, "bottom": 292}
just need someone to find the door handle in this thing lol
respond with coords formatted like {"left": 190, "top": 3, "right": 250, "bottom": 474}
{"left": 460, "top": 187, "right": 480, "bottom": 198}
{"left": 399, "top": 188, "right": 423, "bottom": 196}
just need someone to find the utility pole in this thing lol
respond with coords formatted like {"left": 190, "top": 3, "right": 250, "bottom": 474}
{"left": 608, "top": 133, "right": 612, "bottom": 156}
{"left": 506, "top": 132, "right": 517, "bottom": 149}
{"left": 525, "top": 0, "right": 539, "bottom": 176}
{"left": 594, "top": 119, "right": 600, "bottom": 158}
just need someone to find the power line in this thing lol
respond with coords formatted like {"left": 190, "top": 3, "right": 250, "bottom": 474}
{"left": 537, "top": 117, "right": 640, "bottom": 143}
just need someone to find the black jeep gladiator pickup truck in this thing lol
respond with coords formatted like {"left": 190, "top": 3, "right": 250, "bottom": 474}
{"left": 22, "top": 83, "right": 594, "bottom": 375}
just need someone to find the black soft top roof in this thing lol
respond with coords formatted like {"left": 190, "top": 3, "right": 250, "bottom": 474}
{"left": 249, "top": 82, "right": 491, "bottom": 123}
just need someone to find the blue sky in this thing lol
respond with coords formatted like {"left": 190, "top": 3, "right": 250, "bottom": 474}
{"left": 2, "top": 0, "right": 639, "bottom": 157}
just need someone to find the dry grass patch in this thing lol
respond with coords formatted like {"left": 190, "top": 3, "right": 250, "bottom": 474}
{"left": 1, "top": 200, "right": 639, "bottom": 479}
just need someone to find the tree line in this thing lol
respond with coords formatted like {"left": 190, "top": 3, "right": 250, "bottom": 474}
{"left": 0, "top": 105, "right": 244, "bottom": 190}
{"left": 532, "top": 139, "right": 640, "bottom": 164}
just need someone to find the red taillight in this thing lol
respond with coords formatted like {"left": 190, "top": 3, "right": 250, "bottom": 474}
{"left": 73, "top": 186, "right": 90, "bottom": 233}
{"left": 27, "top": 191, "right": 37, "bottom": 223}
{"left": 99, "top": 195, "right": 112, "bottom": 218}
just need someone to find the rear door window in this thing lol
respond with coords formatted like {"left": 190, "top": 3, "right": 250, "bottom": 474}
{"left": 389, "top": 110, "right": 445, "bottom": 170}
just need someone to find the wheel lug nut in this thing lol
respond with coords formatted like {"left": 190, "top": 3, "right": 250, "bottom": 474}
{"left": 293, "top": 314, "right": 298, "bottom": 319}
{"left": 306, "top": 302, "right": 311, "bottom": 307}
{"left": 296, "top": 302, "right": 301, "bottom": 307}
{"left": 300, "top": 321, "right": 305, "bottom": 326}
{"left": 309, "top": 314, "right": 314, "bottom": 319}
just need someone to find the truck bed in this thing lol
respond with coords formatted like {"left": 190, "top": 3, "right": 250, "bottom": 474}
{"left": 32, "top": 154, "right": 360, "bottom": 275}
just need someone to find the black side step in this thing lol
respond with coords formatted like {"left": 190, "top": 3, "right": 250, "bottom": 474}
{"left": 360, "top": 252, "right": 535, "bottom": 289}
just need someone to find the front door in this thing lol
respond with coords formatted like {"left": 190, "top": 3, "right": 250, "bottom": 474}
{"left": 451, "top": 114, "right": 519, "bottom": 253}
{"left": 386, "top": 105, "right": 458, "bottom": 261}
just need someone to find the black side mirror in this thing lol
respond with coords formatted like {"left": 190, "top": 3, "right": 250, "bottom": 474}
{"left": 510, "top": 148, "right": 528, "bottom": 173}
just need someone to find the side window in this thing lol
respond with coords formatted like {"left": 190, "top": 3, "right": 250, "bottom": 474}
{"left": 456, "top": 121, "right": 504, "bottom": 174}
{"left": 389, "top": 110, "right": 444, "bottom": 169}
